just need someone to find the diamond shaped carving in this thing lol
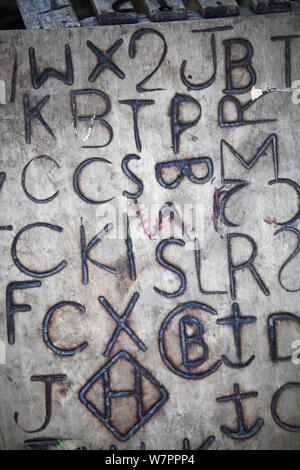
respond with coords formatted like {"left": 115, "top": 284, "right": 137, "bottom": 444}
{"left": 79, "top": 350, "right": 168, "bottom": 441}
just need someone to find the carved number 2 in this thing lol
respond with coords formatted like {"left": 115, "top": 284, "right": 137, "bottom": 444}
{"left": 128, "top": 28, "right": 168, "bottom": 93}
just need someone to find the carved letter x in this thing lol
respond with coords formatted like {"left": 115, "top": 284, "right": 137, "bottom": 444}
{"left": 86, "top": 39, "right": 125, "bottom": 83}
{"left": 98, "top": 292, "right": 147, "bottom": 356}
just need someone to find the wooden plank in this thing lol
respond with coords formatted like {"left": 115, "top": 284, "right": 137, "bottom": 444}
{"left": 80, "top": 16, "right": 100, "bottom": 27}
{"left": 141, "top": 0, "right": 188, "bottom": 22}
{"left": 1, "top": 10, "right": 300, "bottom": 452}
{"left": 195, "top": 0, "right": 239, "bottom": 18}
{"left": 89, "top": 0, "right": 138, "bottom": 25}
{"left": 250, "top": 0, "right": 291, "bottom": 14}
{"left": 16, "top": 0, "right": 79, "bottom": 29}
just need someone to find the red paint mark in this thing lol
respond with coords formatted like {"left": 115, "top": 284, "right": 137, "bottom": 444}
{"left": 130, "top": 201, "right": 190, "bottom": 240}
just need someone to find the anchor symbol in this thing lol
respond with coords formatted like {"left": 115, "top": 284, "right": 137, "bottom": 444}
{"left": 217, "top": 383, "right": 264, "bottom": 440}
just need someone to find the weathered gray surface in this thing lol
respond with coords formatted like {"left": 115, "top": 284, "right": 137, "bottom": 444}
{"left": 90, "top": 0, "right": 138, "bottom": 25}
{"left": 79, "top": 16, "right": 100, "bottom": 27}
{"left": 17, "top": 0, "right": 80, "bottom": 29}
{"left": 195, "top": 0, "right": 240, "bottom": 18}
{"left": 250, "top": 0, "right": 291, "bottom": 14}
{"left": 141, "top": 0, "right": 188, "bottom": 22}
{"left": 0, "top": 12, "right": 300, "bottom": 450}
